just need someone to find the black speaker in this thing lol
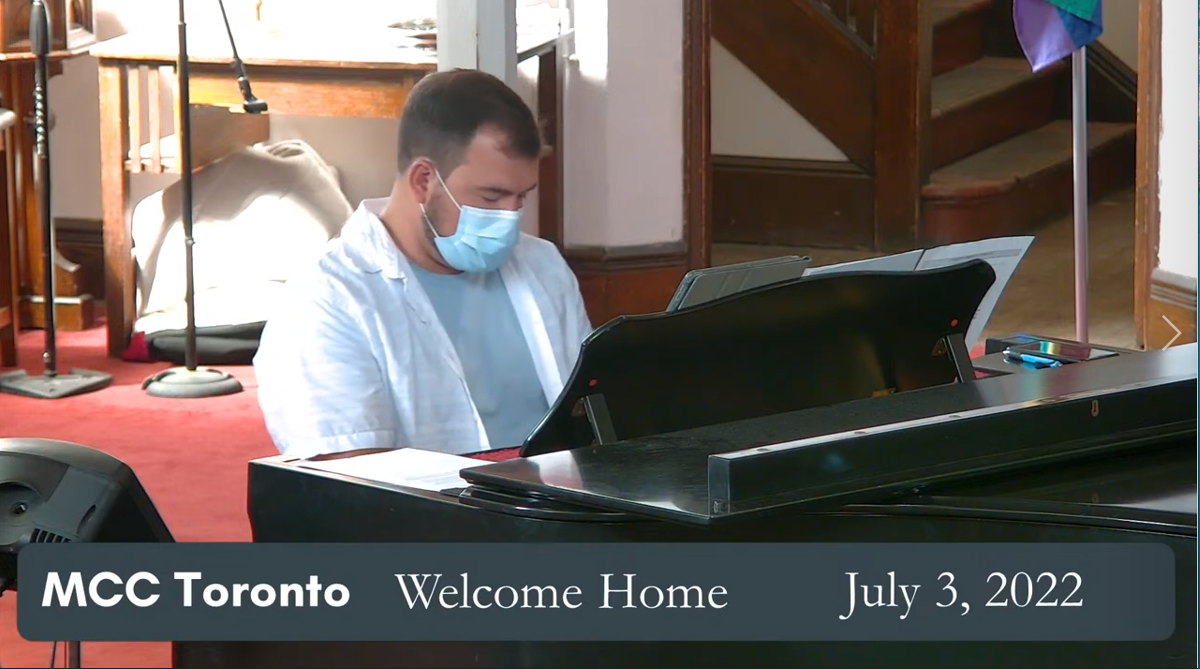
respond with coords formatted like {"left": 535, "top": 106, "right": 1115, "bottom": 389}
{"left": 0, "top": 438, "right": 174, "bottom": 590}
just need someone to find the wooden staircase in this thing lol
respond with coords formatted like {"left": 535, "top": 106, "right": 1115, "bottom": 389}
{"left": 711, "top": 0, "right": 1137, "bottom": 250}
{"left": 922, "top": 0, "right": 1135, "bottom": 244}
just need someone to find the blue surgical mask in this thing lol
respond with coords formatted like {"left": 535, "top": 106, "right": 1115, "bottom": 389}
{"left": 422, "top": 170, "right": 522, "bottom": 273}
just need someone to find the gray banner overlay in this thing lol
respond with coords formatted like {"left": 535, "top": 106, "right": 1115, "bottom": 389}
{"left": 18, "top": 542, "right": 1175, "bottom": 642}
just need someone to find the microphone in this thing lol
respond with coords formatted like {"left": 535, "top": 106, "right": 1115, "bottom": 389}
{"left": 216, "top": 0, "right": 267, "bottom": 114}
{"left": 141, "top": 0, "right": 269, "bottom": 399}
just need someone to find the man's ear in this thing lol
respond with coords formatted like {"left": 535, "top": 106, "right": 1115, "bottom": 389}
{"left": 406, "top": 159, "right": 435, "bottom": 205}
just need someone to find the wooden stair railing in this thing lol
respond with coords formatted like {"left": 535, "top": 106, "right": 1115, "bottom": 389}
{"left": 712, "top": 0, "right": 932, "bottom": 250}
{"left": 813, "top": 0, "right": 878, "bottom": 48}
{"left": 873, "top": 0, "right": 932, "bottom": 250}
{"left": 713, "top": 0, "right": 876, "bottom": 171}
{"left": 794, "top": 0, "right": 934, "bottom": 250}
{"left": 712, "top": 0, "right": 1138, "bottom": 251}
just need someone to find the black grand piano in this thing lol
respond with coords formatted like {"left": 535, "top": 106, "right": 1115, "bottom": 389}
{"left": 175, "top": 261, "right": 1198, "bottom": 668}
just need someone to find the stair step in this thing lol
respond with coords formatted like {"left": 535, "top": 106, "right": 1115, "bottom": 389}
{"left": 932, "top": 58, "right": 1060, "bottom": 115}
{"left": 932, "top": 0, "right": 992, "bottom": 76}
{"left": 926, "top": 120, "right": 1132, "bottom": 194}
{"left": 931, "top": 57, "right": 1067, "bottom": 168}
{"left": 931, "top": 0, "right": 991, "bottom": 26}
{"left": 922, "top": 121, "right": 1137, "bottom": 244}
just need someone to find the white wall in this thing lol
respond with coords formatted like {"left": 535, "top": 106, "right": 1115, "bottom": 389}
{"left": 710, "top": 3, "right": 1142, "bottom": 161}
{"left": 709, "top": 40, "right": 844, "bottom": 161}
{"left": 1155, "top": 0, "right": 1198, "bottom": 280}
{"left": 1098, "top": 0, "right": 1139, "bottom": 70}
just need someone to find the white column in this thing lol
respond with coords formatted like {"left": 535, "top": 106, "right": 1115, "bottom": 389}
{"left": 436, "top": 0, "right": 519, "bottom": 87}
{"left": 477, "top": 0, "right": 519, "bottom": 85}
{"left": 436, "top": 0, "right": 479, "bottom": 72}
{"left": 562, "top": 0, "right": 684, "bottom": 248}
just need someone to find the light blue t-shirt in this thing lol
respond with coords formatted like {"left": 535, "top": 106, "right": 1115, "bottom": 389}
{"left": 411, "top": 266, "right": 549, "bottom": 449}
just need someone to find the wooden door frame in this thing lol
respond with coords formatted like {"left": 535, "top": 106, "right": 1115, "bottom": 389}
{"left": 683, "top": 0, "right": 713, "bottom": 269}
{"left": 1133, "top": 0, "right": 1161, "bottom": 349}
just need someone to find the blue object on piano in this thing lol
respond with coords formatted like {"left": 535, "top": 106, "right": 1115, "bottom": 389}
{"left": 1004, "top": 349, "right": 1063, "bottom": 369}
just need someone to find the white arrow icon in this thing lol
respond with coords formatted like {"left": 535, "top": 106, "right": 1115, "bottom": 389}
{"left": 1162, "top": 315, "right": 1182, "bottom": 349}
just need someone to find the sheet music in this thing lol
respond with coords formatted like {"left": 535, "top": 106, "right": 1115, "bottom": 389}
{"left": 802, "top": 250, "right": 924, "bottom": 276}
{"left": 672, "top": 256, "right": 811, "bottom": 310}
{"left": 914, "top": 236, "right": 1035, "bottom": 349}
{"left": 298, "top": 448, "right": 476, "bottom": 493}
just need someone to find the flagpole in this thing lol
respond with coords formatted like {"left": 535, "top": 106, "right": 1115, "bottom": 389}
{"left": 1070, "top": 47, "right": 1089, "bottom": 343}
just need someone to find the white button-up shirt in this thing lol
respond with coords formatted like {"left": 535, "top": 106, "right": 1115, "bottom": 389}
{"left": 253, "top": 199, "right": 593, "bottom": 458}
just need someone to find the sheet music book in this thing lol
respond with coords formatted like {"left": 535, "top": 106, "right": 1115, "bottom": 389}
{"left": 298, "top": 448, "right": 476, "bottom": 493}
{"left": 668, "top": 255, "right": 812, "bottom": 311}
{"left": 803, "top": 236, "right": 1034, "bottom": 349}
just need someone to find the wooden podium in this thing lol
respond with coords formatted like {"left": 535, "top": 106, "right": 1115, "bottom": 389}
{"left": 0, "top": 0, "right": 97, "bottom": 336}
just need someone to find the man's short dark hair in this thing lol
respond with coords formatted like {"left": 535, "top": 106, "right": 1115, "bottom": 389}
{"left": 397, "top": 69, "right": 543, "bottom": 174}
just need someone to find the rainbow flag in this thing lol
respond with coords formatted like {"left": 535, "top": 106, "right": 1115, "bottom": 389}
{"left": 1013, "top": 0, "right": 1104, "bottom": 72}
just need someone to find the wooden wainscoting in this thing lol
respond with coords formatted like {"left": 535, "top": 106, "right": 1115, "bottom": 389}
{"left": 564, "top": 244, "right": 690, "bottom": 328}
{"left": 56, "top": 218, "right": 107, "bottom": 301}
{"left": 711, "top": 156, "right": 874, "bottom": 249}
{"left": 1146, "top": 268, "right": 1197, "bottom": 350}
{"left": 16, "top": 218, "right": 105, "bottom": 331}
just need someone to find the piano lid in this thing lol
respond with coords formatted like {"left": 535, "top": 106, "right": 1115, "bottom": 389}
{"left": 462, "top": 344, "right": 1198, "bottom": 526}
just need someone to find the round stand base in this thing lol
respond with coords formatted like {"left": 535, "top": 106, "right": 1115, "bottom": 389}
{"left": 142, "top": 367, "right": 243, "bottom": 398}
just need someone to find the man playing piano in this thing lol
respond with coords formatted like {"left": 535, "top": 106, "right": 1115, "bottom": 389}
{"left": 254, "top": 69, "right": 593, "bottom": 460}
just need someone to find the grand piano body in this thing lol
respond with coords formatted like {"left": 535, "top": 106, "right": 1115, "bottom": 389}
{"left": 174, "top": 262, "right": 1198, "bottom": 668}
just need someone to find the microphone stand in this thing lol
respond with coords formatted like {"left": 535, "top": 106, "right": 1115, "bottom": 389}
{"left": 142, "top": 0, "right": 267, "bottom": 399}
{"left": 0, "top": 0, "right": 112, "bottom": 400}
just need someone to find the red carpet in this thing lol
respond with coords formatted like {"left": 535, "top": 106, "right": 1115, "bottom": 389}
{"left": 0, "top": 324, "right": 990, "bottom": 668}
{"left": 0, "top": 325, "right": 277, "bottom": 668}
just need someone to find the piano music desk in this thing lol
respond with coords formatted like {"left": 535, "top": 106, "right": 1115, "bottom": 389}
{"left": 91, "top": 29, "right": 566, "bottom": 358}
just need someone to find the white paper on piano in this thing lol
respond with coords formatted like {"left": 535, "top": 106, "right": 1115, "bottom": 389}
{"left": 913, "top": 236, "right": 1034, "bottom": 349}
{"left": 298, "top": 448, "right": 478, "bottom": 493}
{"left": 802, "top": 249, "right": 924, "bottom": 277}
{"left": 801, "top": 236, "right": 1033, "bottom": 351}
